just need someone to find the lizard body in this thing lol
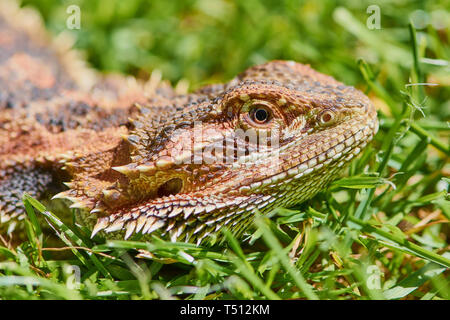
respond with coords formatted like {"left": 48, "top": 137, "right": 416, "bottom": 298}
{"left": 0, "top": 1, "right": 378, "bottom": 244}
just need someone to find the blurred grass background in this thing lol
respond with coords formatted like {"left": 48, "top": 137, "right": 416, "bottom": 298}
{"left": 22, "top": 0, "right": 449, "bottom": 107}
{"left": 1, "top": 0, "right": 448, "bottom": 300}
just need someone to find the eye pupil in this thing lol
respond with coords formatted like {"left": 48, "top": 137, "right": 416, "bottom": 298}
{"left": 254, "top": 108, "right": 269, "bottom": 123}
{"left": 320, "top": 111, "right": 334, "bottom": 124}
{"left": 322, "top": 113, "right": 332, "bottom": 122}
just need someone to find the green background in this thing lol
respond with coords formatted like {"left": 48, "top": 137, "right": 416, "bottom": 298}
{"left": 1, "top": 0, "right": 447, "bottom": 300}
{"left": 23, "top": 0, "right": 450, "bottom": 107}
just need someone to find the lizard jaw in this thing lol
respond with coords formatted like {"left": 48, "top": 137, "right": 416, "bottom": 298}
{"left": 85, "top": 114, "right": 378, "bottom": 244}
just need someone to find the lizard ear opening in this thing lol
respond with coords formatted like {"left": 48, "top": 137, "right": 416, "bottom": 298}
{"left": 157, "top": 178, "right": 183, "bottom": 198}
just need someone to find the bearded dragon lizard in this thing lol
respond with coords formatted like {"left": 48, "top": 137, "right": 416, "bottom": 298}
{"left": 0, "top": 1, "right": 378, "bottom": 244}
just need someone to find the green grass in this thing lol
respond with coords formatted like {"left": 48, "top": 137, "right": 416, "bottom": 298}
{"left": 0, "top": 0, "right": 449, "bottom": 300}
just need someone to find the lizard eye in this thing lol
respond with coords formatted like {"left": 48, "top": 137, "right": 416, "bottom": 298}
{"left": 238, "top": 100, "right": 280, "bottom": 131}
{"left": 251, "top": 106, "right": 271, "bottom": 124}
{"left": 248, "top": 104, "right": 273, "bottom": 126}
{"left": 318, "top": 110, "right": 336, "bottom": 125}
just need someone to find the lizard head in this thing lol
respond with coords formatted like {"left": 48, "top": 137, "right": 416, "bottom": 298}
{"left": 62, "top": 61, "right": 378, "bottom": 243}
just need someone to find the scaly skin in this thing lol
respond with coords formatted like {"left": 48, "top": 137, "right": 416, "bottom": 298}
{"left": 0, "top": 1, "right": 378, "bottom": 244}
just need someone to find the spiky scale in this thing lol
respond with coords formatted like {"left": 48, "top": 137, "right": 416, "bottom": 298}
{"left": 69, "top": 201, "right": 91, "bottom": 210}
{"left": 147, "top": 220, "right": 165, "bottom": 235}
{"left": 142, "top": 217, "right": 157, "bottom": 234}
{"left": 168, "top": 206, "right": 183, "bottom": 218}
{"left": 51, "top": 190, "right": 73, "bottom": 200}
{"left": 155, "top": 156, "right": 174, "bottom": 170}
{"left": 136, "top": 164, "right": 156, "bottom": 175}
{"left": 135, "top": 215, "right": 147, "bottom": 233}
{"left": 105, "top": 220, "right": 124, "bottom": 233}
{"left": 111, "top": 165, "right": 139, "bottom": 178}
{"left": 91, "top": 218, "right": 109, "bottom": 238}
{"left": 124, "top": 220, "right": 136, "bottom": 240}
{"left": 183, "top": 207, "right": 195, "bottom": 219}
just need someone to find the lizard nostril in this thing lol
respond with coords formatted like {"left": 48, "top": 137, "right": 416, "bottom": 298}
{"left": 157, "top": 178, "right": 183, "bottom": 198}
